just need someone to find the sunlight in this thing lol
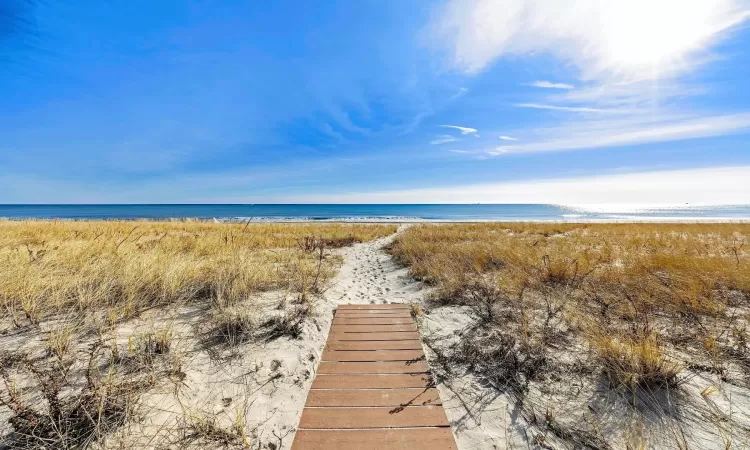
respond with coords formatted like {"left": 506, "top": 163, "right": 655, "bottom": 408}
{"left": 434, "top": 0, "right": 750, "bottom": 80}
{"left": 601, "top": 1, "right": 734, "bottom": 76}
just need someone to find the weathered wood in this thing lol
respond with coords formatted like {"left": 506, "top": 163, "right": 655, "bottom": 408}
{"left": 326, "top": 340, "right": 423, "bottom": 351}
{"left": 330, "top": 324, "right": 417, "bottom": 332}
{"left": 328, "top": 331, "right": 421, "bottom": 341}
{"left": 291, "top": 429, "right": 457, "bottom": 450}
{"left": 317, "top": 360, "right": 430, "bottom": 374}
{"left": 291, "top": 305, "right": 457, "bottom": 449}
{"left": 298, "top": 406, "right": 449, "bottom": 429}
{"left": 333, "top": 317, "right": 414, "bottom": 325}
{"left": 337, "top": 304, "right": 410, "bottom": 310}
{"left": 312, "top": 374, "right": 432, "bottom": 389}
{"left": 305, "top": 388, "right": 442, "bottom": 407}
{"left": 322, "top": 349, "right": 425, "bottom": 362}
{"left": 335, "top": 311, "right": 412, "bottom": 317}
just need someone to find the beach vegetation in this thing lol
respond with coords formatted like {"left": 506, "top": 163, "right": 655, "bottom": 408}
{"left": 390, "top": 222, "right": 750, "bottom": 447}
{"left": 0, "top": 220, "right": 395, "bottom": 447}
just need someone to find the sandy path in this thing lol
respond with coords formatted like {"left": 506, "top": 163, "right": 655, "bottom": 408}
{"left": 101, "top": 227, "right": 425, "bottom": 449}
{"left": 313, "top": 226, "right": 513, "bottom": 450}
{"left": 321, "top": 224, "right": 423, "bottom": 307}
{"left": 235, "top": 225, "right": 425, "bottom": 450}
{"left": 318, "top": 226, "right": 526, "bottom": 450}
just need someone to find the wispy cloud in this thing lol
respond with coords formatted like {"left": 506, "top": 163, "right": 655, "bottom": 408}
{"left": 430, "top": 135, "right": 460, "bottom": 145}
{"left": 498, "top": 135, "right": 517, "bottom": 141}
{"left": 322, "top": 101, "right": 372, "bottom": 136}
{"left": 441, "top": 124, "right": 478, "bottom": 135}
{"left": 291, "top": 166, "right": 750, "bottom": 205}
{"left": 487, "top": 113, "right": 750, "bottom": 154}
{"left": 449, "top": 87, "right": 470, "bottom": 101}
{"left": 529, "top": 81, "right": 575, "bottom": 90}
{"left": 430, "top": 0, "right": 750, "bottom": 81}
{"left": 517, "top": 103, "right": 605, "bottom": 113}
{"left": 430, "top": 1, "right": 750, "bottom": 156}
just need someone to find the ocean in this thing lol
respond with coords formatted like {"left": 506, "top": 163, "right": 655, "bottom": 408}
{"left": 1, "top": 204, "right": 749, "bottom": 221}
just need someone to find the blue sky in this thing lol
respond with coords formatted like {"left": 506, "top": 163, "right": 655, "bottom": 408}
{"left": 1, "top": 0, "right": 749, "bottom": 204}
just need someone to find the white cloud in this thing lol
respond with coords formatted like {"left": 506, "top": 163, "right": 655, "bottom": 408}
{"left": 488, "top": 112, "right": 750, "bottom": 154}
{"left": 529, "top": 81, "right": 575, "bottom": 89}
{"left": 292, "top": 166, "right": 750, "bottom": 205}
{"left": 429, "top": 2, "right": 750, "bottom": 154}
{"left": 431, "top": 0, "right": 750, "bottom": 81}
{"left": 441, "top": 124, "right": 478, "bottom": 135}
{"left": 498, "top": 135, "right": 517, "bottom": 141}
{"left": 430, "top": 135, "right": 460, "bottom": 145}
{"left": 549, "top": 80, "right": 709, "bottom": 109}
{"left": 449, "top": 87, "right": 470, "bottom": 101}
{"left": 517, "top": 103, "right": 606, "bottom": 113}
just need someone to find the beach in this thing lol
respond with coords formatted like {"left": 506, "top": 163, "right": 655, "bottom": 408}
{"left": 0, "top": 220, "right": 748, "bottom": 449}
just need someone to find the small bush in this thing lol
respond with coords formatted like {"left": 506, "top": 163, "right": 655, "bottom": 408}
{"left": 591, "top": 333, "right": 682, "bottom": 391}
{"left": 0, "top": 346, "right": 151, "bottom": 449}
{"left": 452, "top": 329, "right": 547, "bottom": 394}
{"left": 211, "top": 308, "right": 257, "bottom": 346}
{"left": 46, "top": 324, "right": 75, "bottom": 360}
{"left": 260, "top": 304, "right": 309, "bottom": 341}
{"left": 127, "top": 326, "right": 174, "bottom": 368}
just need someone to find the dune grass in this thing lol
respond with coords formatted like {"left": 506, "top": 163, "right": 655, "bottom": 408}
{"left": 0, "top": 220, "right": 395, "bottom": 448}
{"left": 391, "top": 223, "right": 750, "bottom": 447}
{"left": 0, "top": 220, "right": 396, "bottom": 325}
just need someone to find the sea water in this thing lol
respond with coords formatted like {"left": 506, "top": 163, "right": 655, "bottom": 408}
{"left": 1, "top": 204, "right": 749, "bottom": 221}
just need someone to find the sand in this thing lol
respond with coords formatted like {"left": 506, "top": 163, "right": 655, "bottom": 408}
{"left": 5, "top": 224, "right": 744, "bottom": 449}
{"left": 0, "top": 225, "right": 534, "bottom": 449}
{"left": 305, "top": 225, "right": 528, "bottom": 449}
{"left": 0, "top": 226, "right": 424, "bottom": 449}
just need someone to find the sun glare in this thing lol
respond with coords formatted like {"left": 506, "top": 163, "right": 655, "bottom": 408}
{"left": 596, "top": 1, "right": 740, "bottom": 76}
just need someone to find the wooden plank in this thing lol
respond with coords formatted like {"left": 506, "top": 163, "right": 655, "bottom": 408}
{"left": 322, "top": 349, "right": 424, "bottom": 362}
{"left": 330, "top": 324, "right": 417, "bottom": 332}
{"left": 292, "top": 428, "right": 457, "bottom": 450}
{"left": 334, "top": 314, "right": 413, "bottom": 320}
{"left": 326, "top": 340, "right": 423, "bottom": 351}
{"left": 305, "top": 388, "right": 442, "bottom": 407}
{"left": 338, "top": 304, "right": 410, "bottom": 310}
{"left": 329, "top": 332, "right": 421, "bottom": 341}
{"left": 333, "top": 317, "right": 414, "bottom": 325}
{"left": 336, "top": 311, "right": 412, "bottom": 317}
{"left": 290, "top": 305, "right": 458, "bottom": 450}
{"left": 312, "top": 374, "right": 432, "bottom": 389}
{"left": 336, "top": 308, "right": 410, "bottom": 313}
{"left": 298, "top": 406, "right": 448, "bottom": 429}
{"left": 318, "top": 360, "right": 430, "bottom": 374}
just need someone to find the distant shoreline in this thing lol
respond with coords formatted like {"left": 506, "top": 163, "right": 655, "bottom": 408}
{"left": 2, "top": 204, "right": 750, "bottom": 223}
{"left": 2, "top": 217, "right": 750, "bottom": 224}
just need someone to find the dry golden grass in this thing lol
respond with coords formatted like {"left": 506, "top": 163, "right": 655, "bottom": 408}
{"left": 591, "top": 332, "right": 682, "bottom": 391}
{"left": 391, "top": 223, "right": 750, "bottom": 447}
{"left": 392, "top": 223, "right": 749, "bottom": 320}
{"left": 0, "top": 220, "right": 395, "bottom": 325}
{"left": 0, "top": 220, "right": 394, "bottom": 448}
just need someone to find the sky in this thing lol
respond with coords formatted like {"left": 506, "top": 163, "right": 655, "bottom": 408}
{"left": 1, "top": 0, "right": 749, "bottom": 204}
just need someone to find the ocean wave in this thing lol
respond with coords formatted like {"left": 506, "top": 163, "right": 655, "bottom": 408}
{"left": 218, "top": 216, "right": 429, "bottom": 223}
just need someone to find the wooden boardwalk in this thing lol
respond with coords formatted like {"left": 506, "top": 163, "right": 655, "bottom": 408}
{"left": 291, "top": 304, "right": 457, "bottom": 449}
